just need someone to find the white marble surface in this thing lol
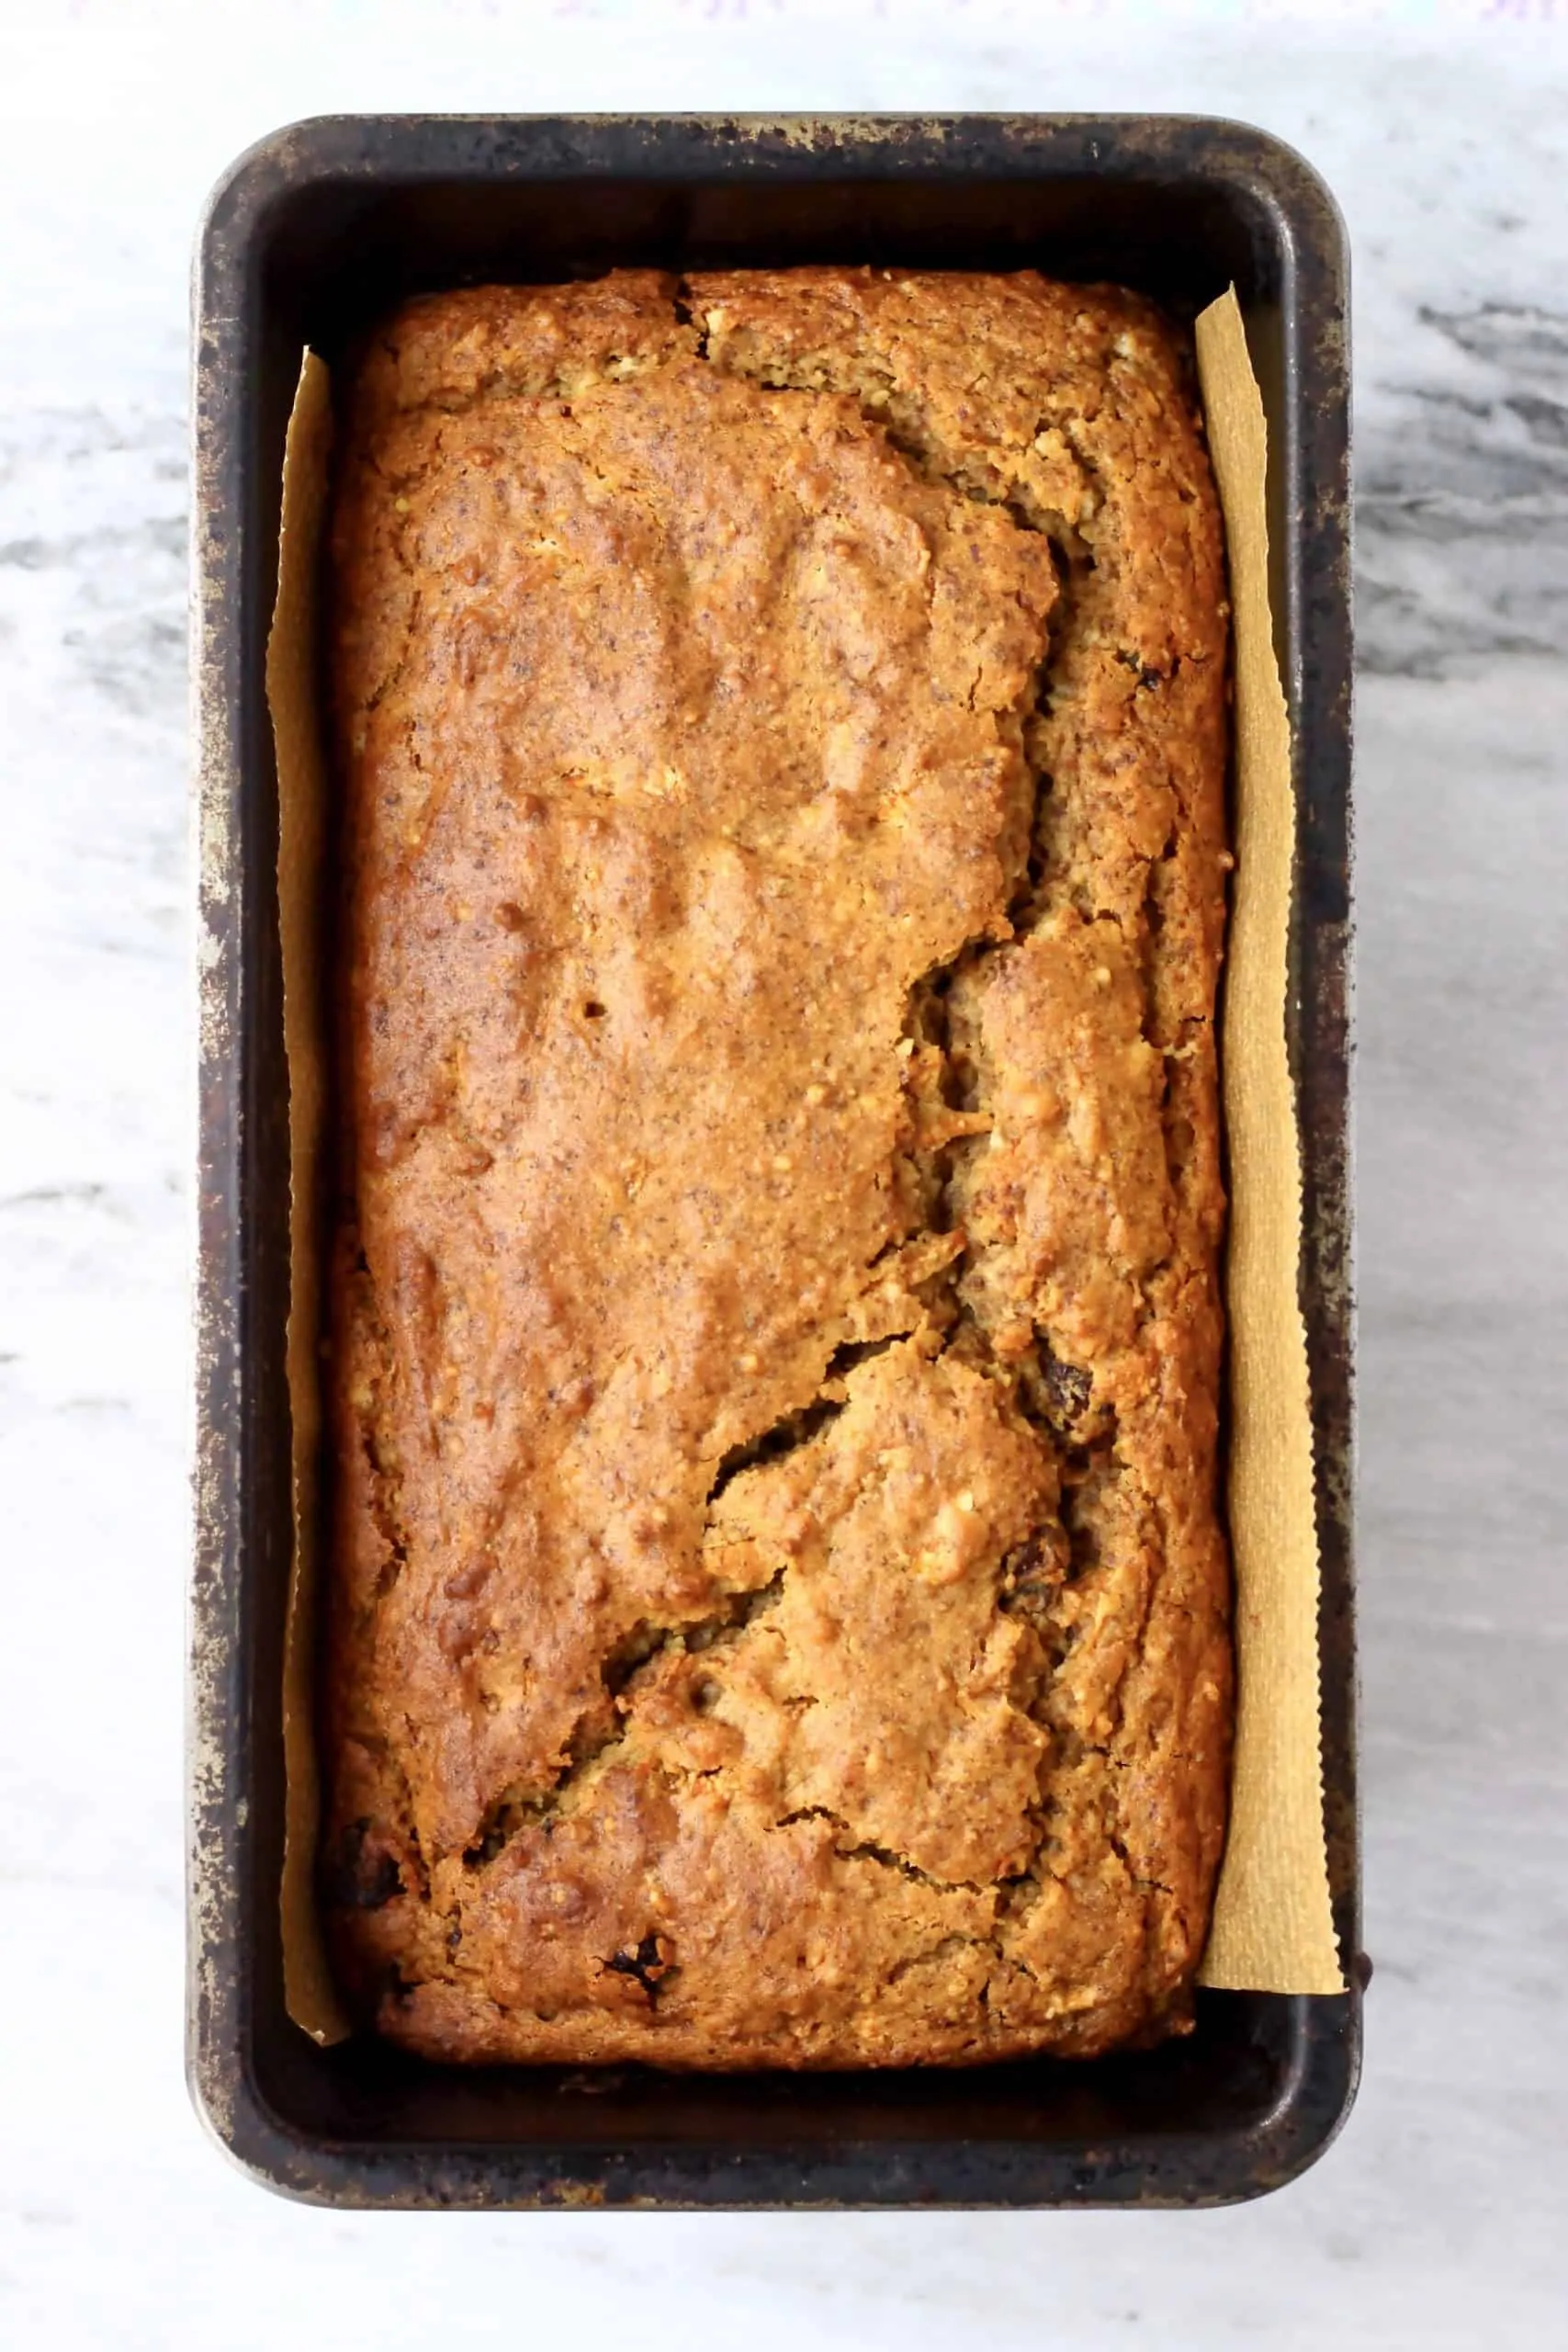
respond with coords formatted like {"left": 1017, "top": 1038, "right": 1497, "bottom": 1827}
{"left": 2, "top": 2, "right": 1566, "bottom": 2343}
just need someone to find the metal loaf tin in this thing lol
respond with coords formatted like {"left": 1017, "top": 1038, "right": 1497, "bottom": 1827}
{"left": 191, "top": 113, "right": 1358, "bottom": 2210}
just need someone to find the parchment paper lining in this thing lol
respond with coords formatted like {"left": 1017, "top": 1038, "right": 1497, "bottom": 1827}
{"left": 1194, "top": 291, "right": 1341, "bottom": 1993}
{"left": 271, "top": 354, "right": 349, "bottom": 2042}
{"left": 269, "top": 288, "right": 1342, "bottom": 2044}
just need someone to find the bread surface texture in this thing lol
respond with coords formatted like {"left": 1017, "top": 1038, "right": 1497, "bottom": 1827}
{"left": 324, "top": 266, "right": 1231, "bottom": 2067}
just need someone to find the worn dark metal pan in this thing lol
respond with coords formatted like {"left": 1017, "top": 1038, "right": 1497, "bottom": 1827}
{"left": 190, "top": 111, "right": 1357, "bottom": 2209}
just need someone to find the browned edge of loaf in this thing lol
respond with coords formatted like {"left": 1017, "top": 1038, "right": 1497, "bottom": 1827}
{"left": 320, "top": 267, "right": 1232, "bottom": 2069}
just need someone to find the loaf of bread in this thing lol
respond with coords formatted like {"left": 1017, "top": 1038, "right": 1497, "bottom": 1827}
{"left": 322, "top": 267, "right": 1231, "bottom": 2066}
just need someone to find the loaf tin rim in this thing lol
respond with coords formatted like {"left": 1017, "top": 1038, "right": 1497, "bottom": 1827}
{"left": 190, "top": 107, "right": 1357, "bottom": 2211}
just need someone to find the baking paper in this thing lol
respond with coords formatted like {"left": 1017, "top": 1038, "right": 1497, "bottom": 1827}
{"left": 270, "top": 353, "right": 350, "bottom": 2043}
{"left": 1195, "top": 288, "right": 1342, "bottom": 1994}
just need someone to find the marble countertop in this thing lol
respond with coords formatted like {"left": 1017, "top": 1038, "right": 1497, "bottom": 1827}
{"left": 2, "top": 4, "right": 1564, "bottom": 2345}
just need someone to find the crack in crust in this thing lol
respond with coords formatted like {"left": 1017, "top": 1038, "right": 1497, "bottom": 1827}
{"left": 322, "top": 266, "right": 1231, "bottom": 2069}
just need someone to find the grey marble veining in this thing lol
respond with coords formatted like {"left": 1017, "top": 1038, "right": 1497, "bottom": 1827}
{"left": 1, "top": 6, "right": 1565, "bottom": 2347}
{"left": 1359, "top": 299, "right": 1568, "bottom": 676}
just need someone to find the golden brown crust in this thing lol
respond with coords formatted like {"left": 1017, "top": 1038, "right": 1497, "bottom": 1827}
{"left": 322, "top": 267, "right": 1230, "bottom": 2067}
